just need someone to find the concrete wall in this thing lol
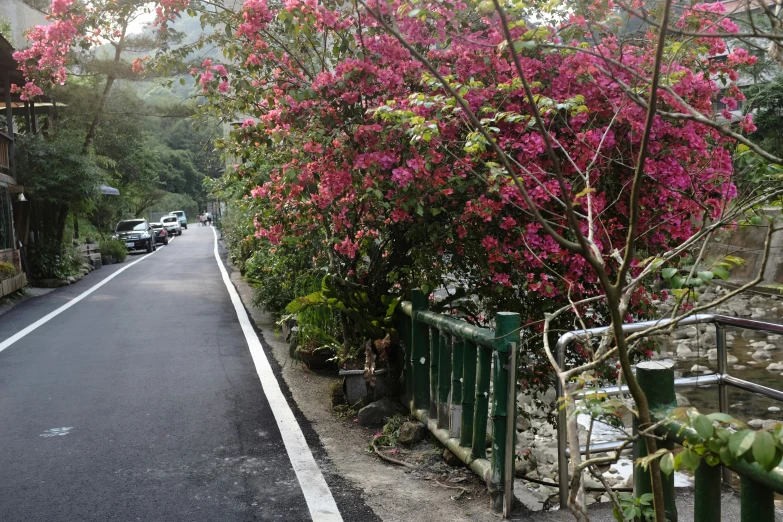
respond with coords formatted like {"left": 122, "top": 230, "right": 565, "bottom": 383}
{"left": 0, "top": 0, "right": 47, "bottom": 49}
{"left": 705, "top": 209, "right": 783, "bottom": 285}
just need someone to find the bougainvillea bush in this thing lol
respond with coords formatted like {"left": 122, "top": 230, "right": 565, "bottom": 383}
{"left": 169, "top": 0, "right": 754, "bottom": 370}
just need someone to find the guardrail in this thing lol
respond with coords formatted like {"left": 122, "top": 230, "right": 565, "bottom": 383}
{"left": 555, "top": 314, "right": 783, "bottom": 513}
{"left": 398, "top": 290, "right": 520, "bottom": 516}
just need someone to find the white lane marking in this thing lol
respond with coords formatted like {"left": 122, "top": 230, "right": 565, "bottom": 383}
{"left": 210, "top": 226, "right": 343, "bottom": 522}
{"left": 40, "top": 427, "right": 73, "bottom": 438}
{"left": 0, "top": 246, "right": 163, "bottom": 354}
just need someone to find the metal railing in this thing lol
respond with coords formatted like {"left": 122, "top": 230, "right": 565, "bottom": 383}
{"left": 555, "top": 314, "right": 783, "bottom": 512}
{"left": 399, "top": 289, "right": 520, "bottom": 516}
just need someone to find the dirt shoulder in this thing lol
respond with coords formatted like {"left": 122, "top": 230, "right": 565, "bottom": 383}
{"left": 225, "top": 256, "right": 532, "bottom": 521}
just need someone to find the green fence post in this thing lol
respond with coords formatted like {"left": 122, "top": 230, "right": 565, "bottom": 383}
{"left": 489, "top": 312, "right": 520, "bottom": 513}
{"left": 437, "top": 333, "right": 452, "bottom": 429}
{"left": 400, "top": 311, "right": 413, "bottom": 407}
{"left": 694, "top": 460, "right": 721, "bottom": 522}
{"left": 472, "top": 346, "right": 491, "bottom": 459}
{"left": 461, "top": 341, "right": 478, "bottom": 447}
{"left": 740, "top": 476, "right": 774, "bottom": 522}
{"left": 410, "top": 290, "right": 429, "bottom": 411}
{"left": 429, "top": 326, "right": 440, "bottom": 419}
{"left": 451, "top": 339, "right": 464, "bottom": 439}
{"left": 635, "top": 361, "right": 677, "bottom": 522}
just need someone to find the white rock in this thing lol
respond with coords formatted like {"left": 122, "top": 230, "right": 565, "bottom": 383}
{"left": 727, "top": 355, "right": 739, "bottom": 364}
{"left": 763, "top": 344, "right": 777, "bottom": 351}
{"left": 752, "top": 351, "right": 773, "bottom": 361}
{"left": 734, "top": 365, "right": 746, "bottom": 370}
{"left": 691, "top": 364, "right": 710, "bottom": 373}
{"left": 676, "top": 393, "right": 691, "bottom": 407}
{"left": 676, "top": 345, "right": 693, "bottom": 356}
{"left": 749, "top": 419, "right": 765, "bottom": 429}
{"left": 767, "top": 334, "right": 781, "bottom": 342}
{"left": 769, "top": 406, "right": 781, "bottom": 413}
{"left": 707, "top": 348, "right": 718, "bottom": 360}
{"left": 766, "top": 362, "right": 783, "bottom": 372}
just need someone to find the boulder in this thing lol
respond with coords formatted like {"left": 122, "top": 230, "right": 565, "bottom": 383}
{"left": 357, "top": 398, "right": 405, "bottom": 426}
{"left": 752, "top": 350, "right": 773, "bottom": 361}
{"left": 763, "top": 344, "right": 778, "bottom": 351}
{"left": 676, "top": 344, "right": 693, "bottom": 357}
{"left": 397, "top": 421, "right": 427, "bottom": 446}
{"left": 727, "top": 355, "right": 739, "bottom": 365}
{"left": 676, "top": 393, "right": 691, "bottom": 407}
{"left": 768, "top": 406, "right": 781, "bottom": 414}
{"left": 766, "top": 362, "right": 783, "bottom": 372}
{"left": 691, "top": 364, "right": 710, "bottom": 373}
{"left": 442, "top": 448, "right": 463, "bottom": 467}
{"left": 515, "top": 453, "right": 537, "bottom": 477}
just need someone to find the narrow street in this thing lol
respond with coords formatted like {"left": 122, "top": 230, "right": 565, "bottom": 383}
{"left": 0, "top": 226, "right": 347, "bottom": 521}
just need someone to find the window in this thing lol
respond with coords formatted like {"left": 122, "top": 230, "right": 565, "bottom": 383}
{"left": 0, "top": 186, "right": 13, "bottom": 250}
{"left": 116, "top": 220, "right": 147, "bottom": 231}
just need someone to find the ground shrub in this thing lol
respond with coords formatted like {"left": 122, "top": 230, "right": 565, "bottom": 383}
{"left": 100, "top": 239, "right": 128, "bottom": 262}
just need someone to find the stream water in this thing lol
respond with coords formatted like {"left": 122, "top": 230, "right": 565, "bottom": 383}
{"left": 654, "top": 290, "right": 783, "bottom": 423}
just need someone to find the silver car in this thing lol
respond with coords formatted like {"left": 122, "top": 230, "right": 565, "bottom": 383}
{"left": 161, "top": 215, "right": 182, "bottom": 236}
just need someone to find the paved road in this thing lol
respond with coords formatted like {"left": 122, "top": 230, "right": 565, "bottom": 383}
{"left": 0, "top": 226, "right": 353, "bottom": 521}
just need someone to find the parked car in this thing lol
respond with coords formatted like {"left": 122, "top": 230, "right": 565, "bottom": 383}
{"left": 171, "top": 210, "right": 187, "bottom": 229}
{"left": 113, "top": 219, "right": 157, "bottom": 253}
{"left": 150, "top": 223, "right": 170, "bottom": 245}
{"left": 161, "top": 215, "right": 182, "bottom": 236}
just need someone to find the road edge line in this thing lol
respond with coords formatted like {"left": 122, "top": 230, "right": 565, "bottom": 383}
{"left": 0, "top": 246, "right": 163, "bottom": 354}
{"left": 210, "top": 226, "right": 343, "bottom": 522}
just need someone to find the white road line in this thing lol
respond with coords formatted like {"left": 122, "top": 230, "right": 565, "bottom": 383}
{"left": 0, "top": 245, "right": 164, "bottom": 354}
{"left": 210, "top": 226, "right": 343, "bottom": 522}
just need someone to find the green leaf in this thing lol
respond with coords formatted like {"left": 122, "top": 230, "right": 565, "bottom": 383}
{"left": 662, "top": 268, "right": 678, "bottom": 280}
{"left": 407, "top": 8, "right": 420, "bottom": 16}
{"left": 707, "top": 413, "right": 734, "bottom": 423}
{"left": 712, "top": 266, "right": 730, "bottom": 280}
{"left": 639, "top": 493, "right": 654, "bottom": 505}
{"left": 420, "top": 284, "right": 430, "bottom": 295}
{"left": 719, "top": 445, "right": 735, "bottom": 466}
{"left": 660, "top": 452, "right": 675, "bottom": 476}
{"left": 681, "top": 447, "right": 701, "bottom": 471}
{"left": 752, "top": 431, "right": 776, "bottom": 469}
{"left": 697, "top": 271, "right": 714, "bottom": 281}
{"left": 670, "top": 276, "right": 686, "bottom": 289}
{"left": 750, "top": 215, "right": 763, "bottom": 225}
{"left": 729, "top": 430, "right": 755, "bottom": 457}
{"left": 693, "top": 414, "right": 714, "bottom": 440}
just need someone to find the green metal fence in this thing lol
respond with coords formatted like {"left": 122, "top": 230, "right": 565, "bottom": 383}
{"left": 636, "top": 361, "right": 783, "bottom": 522}
{"left": 399, "top": 290, "right": 520, "bottom": 515}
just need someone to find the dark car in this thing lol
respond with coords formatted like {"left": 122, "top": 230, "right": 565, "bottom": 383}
{"left": 113, "top": 219, "right": 157, "bottom": 253}
{"left": 150, "top": 223, "right": 170, "bottom": 245}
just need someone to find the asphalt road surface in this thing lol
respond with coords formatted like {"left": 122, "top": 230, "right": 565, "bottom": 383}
{"left": 0, "top": 226, "right": 361, "bottom": 521}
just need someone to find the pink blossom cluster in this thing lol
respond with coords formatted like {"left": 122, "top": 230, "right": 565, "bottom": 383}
{"left": 12, "top": 7, "right": 81, "bottom": 98}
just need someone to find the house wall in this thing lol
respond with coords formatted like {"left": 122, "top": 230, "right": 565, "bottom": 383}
{"left": 0, "top": 0, "right": 47, "bottom": 48}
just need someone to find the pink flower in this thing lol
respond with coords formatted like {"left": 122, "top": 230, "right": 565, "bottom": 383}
{"left": 391, "top": 167, "right": 414, "bottom": 187}
{"left": 131, "top": 57, "right": 145, "bottom": 73}
{"left": 218, "top": 80, "right": 229, "bottom": 93}
{"left": 335, "top": 236, "right": 359, "bottom": 258}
